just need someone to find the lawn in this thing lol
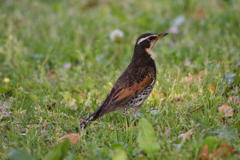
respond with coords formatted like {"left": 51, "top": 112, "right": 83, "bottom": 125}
{"left": 0, "top": 0, "right": 240, "bottom": 159}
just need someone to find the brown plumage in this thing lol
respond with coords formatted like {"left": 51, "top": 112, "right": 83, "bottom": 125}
{"left": 77, "top": 33, "right": 168, "bottom": 131}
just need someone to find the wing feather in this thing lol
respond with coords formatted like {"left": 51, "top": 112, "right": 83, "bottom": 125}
{"left": 112, "top": 73, "right": 153, "bottom": 106}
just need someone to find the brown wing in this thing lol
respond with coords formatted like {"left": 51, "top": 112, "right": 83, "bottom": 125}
{"left": 111, "top": 72, "right": 154, "bottom": 107}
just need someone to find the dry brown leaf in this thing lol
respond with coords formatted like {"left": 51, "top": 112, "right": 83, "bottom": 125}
{"left": 212, "top": 142, "right": 234, "bottom": 158}
{"left": 149, "top": 90, "right": 166, "bottom": 97}
{"left": 199, "top": 142, "right": 234, "bottom": 160}
{"left": 183, "top": 70, "right": 204, "bottom": 83}
{"left": 196, "top": 8, "right": 206, "bottom": 18}
{"left": 82, "top": 1, "right": 99, "bottom": 11}
{"left": 178, "top": 129, "right": 195, "bottom": 143}
{"left": 183, "top": 74, "right": 193, "bottom": 83}
{"left": 158, "top": 90, "right": 166, "bottom": 97}
{"left": 171, "top": 97, "right": 184, "bottom": 103}
{"left": 208, "top": 84, "right": 216, "bottom": 93}
{"left": 196, "top": 70, "right": 204, "bottom": 78}
{"left": 60, "top": 133, "right": 80, "bottom": 144}
{"left": 199, "top": 145, "right": 209, "bottom": 160}
{"left": 218, "top": 104, "right": 233, "bottom": 117}
{"left": 46, "top": 72, "right": 52, "bottom": 78}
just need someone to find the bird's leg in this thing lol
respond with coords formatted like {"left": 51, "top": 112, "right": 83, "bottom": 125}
{"left": 133, "top": 105, "right": 141, "bottom": 119}
{"left": 123, "top": 108, "right": 129, "bottom": 127}
{"left": 133, "top": 105, "right": 141, "bottom": 126}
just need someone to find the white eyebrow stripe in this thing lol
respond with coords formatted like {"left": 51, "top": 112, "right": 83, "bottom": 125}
{"left": 137, "top": 35, "right": 155, "bottom": 44}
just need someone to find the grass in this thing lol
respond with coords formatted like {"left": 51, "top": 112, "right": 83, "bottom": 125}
{"left": 0, "top": 0, "right": 240, "bottom": 159}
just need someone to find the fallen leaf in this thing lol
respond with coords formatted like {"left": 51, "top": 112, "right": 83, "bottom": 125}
{"left": 199, "top": 142, "right": 234, "bottom": 160}
{"left": 199, "top": 145, "right": 209, "bottom": 160}
{"left": 46, "top": 72, "right": 52, "bottom": 78}
{"left": 196, "top": 70, "right": 204, "bottom": 78}
{"left": 171, "top": 97, "right": 184, "bottom": 103}
{"left": 178, "top": 129, "right": 195, "bottom": 139}
{"left": 178, "top": 129, "right": 195, "bottom": 143}
{"left": 218, "top": 104, "right": 233, "bottom": 117}
{"left": 212, "top": 142, "right": 234, "bottom": 158}
{"left": 158, "top": 90, "right": 166, "bottom": 97}
{"left": 196, "top": 8, "right": 206, "bottom": 18}
{"left": 59, "top": 133, "right": 80, "bottom": 144}
{"left": 183, "top": 70, "right": 204, "bottom": 83}
{"left": 203, "top": 136, "right": 219, "bottom": 152}
{"left": 208, "top": 84, "right": 215, "bottom": 93}
{"left": 82, "top": 1, "right": 99, "bottom": 11}
{"left": 42, "top": 122, "right": 49, "bottom": 128}
{"left": 149, "top": 90, "right": 166, "bottom": 97}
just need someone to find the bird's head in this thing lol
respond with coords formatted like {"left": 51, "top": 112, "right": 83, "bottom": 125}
{"left": 135, "top": 33, "right": 168, "bottom": 58}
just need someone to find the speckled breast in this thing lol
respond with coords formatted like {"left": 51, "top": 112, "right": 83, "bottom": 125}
{"left": 125, "top": 78, "right": 155, "bottom": 108}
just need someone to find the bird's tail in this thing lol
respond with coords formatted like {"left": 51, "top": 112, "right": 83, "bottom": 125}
{"left": 76, "top": 91, "right": 113, "bottom": 132}
{"left": 75, "top": 107, "right": 103, "bottom": 132}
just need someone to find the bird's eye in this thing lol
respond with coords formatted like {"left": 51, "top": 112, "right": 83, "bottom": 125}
{"left": 149, "top": 37, "right": 155, "bottom": 41}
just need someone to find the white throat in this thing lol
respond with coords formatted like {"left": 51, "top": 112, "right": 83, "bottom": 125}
{"left": 146, "top": 48, "right": 153, "bottom": 58}
{"left": 145, "top": 41, "right": 156, "bottom": 58}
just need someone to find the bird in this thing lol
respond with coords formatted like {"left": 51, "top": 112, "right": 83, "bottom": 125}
{"left": 76, "top": 33, "right": 168, "bottom": 132}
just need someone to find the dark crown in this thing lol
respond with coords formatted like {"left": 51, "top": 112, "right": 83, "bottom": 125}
{"left": 135, "top": 33, "right": 158, "bottom": 49}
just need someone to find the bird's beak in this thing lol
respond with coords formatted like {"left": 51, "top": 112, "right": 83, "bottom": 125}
{"left": 156, "top": 33, "right": 168, "bottom": 40}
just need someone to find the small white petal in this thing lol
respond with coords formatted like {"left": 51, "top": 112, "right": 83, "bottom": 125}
{"left": 110, "top": 29, "right": 124, "bottom": 42}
